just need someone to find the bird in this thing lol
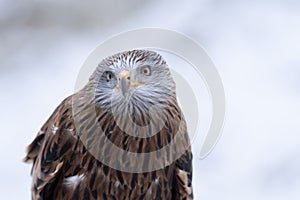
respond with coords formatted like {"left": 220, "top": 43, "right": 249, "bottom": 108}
{"left": 24, "top": 49, "right": 193, "bottom": 200}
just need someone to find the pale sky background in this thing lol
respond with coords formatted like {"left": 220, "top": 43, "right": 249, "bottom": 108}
{"left": 0, "top": 0, "right": 300, "bottom": 199}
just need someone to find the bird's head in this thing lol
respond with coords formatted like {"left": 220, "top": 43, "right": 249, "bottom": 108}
{"left": 90, "top": 50, "right": 176, "bottom": 125}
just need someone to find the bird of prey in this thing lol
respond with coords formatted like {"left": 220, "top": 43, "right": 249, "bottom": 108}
{"left": 24, "top": 50, "right": 193, "bottom": 200}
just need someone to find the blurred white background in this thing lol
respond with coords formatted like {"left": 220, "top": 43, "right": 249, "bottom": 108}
{"left": 1, "top": 0, "right": 300, "bottom": 199}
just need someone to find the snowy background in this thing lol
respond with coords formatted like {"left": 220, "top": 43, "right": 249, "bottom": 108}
{"left": 1, "top": 0, "right": 300, "bottom": 199}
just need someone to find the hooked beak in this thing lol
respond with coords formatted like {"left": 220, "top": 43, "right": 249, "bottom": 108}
{"left": 118, "top": 70, "right": 131, "bottom": 96}
{"left": 117, "top": 70, "right": 143, "bottom": 96}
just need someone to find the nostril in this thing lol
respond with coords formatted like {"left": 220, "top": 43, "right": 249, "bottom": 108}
{"left": 127, "top": 76, "right": 130, "bottom": 80}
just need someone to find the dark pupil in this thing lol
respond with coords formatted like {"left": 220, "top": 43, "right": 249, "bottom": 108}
{"left": 143, "top": 69, "right": 148, "bottom": 74}
{"left": 107, "top": 73, "right": 111, "bottom": 80}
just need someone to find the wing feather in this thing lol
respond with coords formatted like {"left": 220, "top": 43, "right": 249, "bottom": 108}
{"left": 24, "top": 95, "right": 81, "bottom": 199}
{"left": 172, "top": 148, "right": 193, "bottom": 200}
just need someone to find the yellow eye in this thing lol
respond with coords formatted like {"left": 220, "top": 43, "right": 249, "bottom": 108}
{"left": 141, "top": 66, "right": 151, "bottom": 76}
{"left": 106, "top": 72, "right": 113, "bottom": 81}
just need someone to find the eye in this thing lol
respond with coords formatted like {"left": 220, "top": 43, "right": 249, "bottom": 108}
{"left": 141, "top": 66, "right": 151, "bottom": 76}
{"left": 106, "top": 71, "right": 113, "bottom": 82}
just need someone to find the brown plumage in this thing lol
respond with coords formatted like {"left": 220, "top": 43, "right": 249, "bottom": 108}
{"left": 24, "top": 50, "right": 193, "bottom": 200}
